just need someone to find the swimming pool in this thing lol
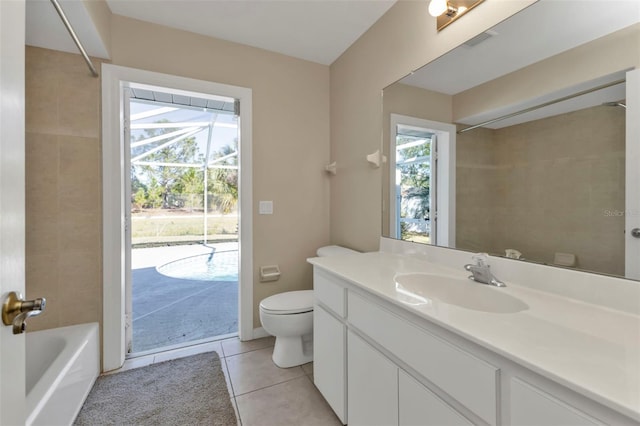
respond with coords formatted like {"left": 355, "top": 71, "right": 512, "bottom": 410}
{"left": 156, "top": 250, "right": 238, "bottom": 281}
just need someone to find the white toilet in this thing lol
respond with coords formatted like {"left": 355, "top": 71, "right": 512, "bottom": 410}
{"left": 259, "top": 245, "right": 358, "bottom": 368}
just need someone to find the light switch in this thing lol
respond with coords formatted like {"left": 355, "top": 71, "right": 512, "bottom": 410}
{"left": 259, "top": 201, "right": 273, "bottom": 215}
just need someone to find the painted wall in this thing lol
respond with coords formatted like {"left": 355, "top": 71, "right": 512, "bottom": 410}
{"left": 329, "top": 0, "right": 536, "bottom": 252}
{"left": 25, "top": 47, "right": 106, "bottom": 331}
{"left": 25, "top": 15, "right": 330, "bottom": 332}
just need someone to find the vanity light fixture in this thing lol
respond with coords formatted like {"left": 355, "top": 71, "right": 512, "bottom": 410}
{"left": 428, "top": 0, "right": 485, "bottom": 31}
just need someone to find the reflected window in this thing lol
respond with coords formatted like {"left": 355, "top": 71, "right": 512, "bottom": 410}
{"left": 395, "top": 125, "right": 436, "bottom": 244}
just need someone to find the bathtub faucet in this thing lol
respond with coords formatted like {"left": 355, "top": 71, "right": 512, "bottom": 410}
{"left": 2, "top": 292, "right": 46, "bottom": 334}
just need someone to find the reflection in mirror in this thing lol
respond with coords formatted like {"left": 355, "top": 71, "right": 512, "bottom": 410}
{"left": 382, "top": 0, "right": 640, "bottom": 280}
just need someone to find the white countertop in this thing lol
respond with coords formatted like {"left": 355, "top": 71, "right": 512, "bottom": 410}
{"left": 308, "top": 251, "right": 640, "bottom": 421}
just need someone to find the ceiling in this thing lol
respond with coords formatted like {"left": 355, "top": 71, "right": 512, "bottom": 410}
{"left": 26, "top": 0, "right": 111, "bottom": 59}
{"left": 26, "top": 0, "right": 396, "bottom": 65}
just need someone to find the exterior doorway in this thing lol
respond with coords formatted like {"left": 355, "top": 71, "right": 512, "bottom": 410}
{"left": 126, "top": 90, "right": 240, "bottom": 354}
{"left": 102, "top": 65, "right": 253, "bottom": 371}
{"left": 389, "top": 114, "right": 456, "bottom": 248}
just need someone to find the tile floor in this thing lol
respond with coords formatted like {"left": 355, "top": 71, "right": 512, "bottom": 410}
{"left": 113, "top": 336, "right": 342, "bottom": 426}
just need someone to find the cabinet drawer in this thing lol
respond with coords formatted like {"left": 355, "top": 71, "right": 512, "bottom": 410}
{"left": 348, "top": 291, "right": 499, "bottom": 425}
{"left": 314, "top": 268, "right": 346, "bottom": 317}
{"left": 510, "top": 378, "right": 601, "bottom": 426}
{"left": 399, "top": 370, "right": 473, "bottom": 426}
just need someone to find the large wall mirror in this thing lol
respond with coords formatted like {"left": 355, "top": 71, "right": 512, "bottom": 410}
{"left": 382, "top": 0, "right": 640, "bottom": 280}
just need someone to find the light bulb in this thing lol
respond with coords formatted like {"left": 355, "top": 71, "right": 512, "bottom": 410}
{"left": 428, "top": 0, "right": 448, "bottom": 17}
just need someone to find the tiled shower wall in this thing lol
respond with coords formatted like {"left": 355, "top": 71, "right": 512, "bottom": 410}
{"left": 456, "top": 104, "right": 625, "bottom": 276}
{"left": 25, "top": 46, "right": 105, "bottom": 331}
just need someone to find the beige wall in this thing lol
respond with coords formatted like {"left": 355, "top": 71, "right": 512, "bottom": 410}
{"left": 83, "top": 0, "right": 112, "bottom": 57}
{"left": 25, "top": 47, "right": 106, "bottom": 331}
{"left": 329, "top": 0, "right": 536, "bottom": 252}
{"left": 456, "top": 105, "right": 625, "bottom": 275}
{"left": 26, "top": 15, "right": 331, "bottom": 331}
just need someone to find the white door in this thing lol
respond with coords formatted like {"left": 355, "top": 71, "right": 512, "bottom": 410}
{"left": 626, "top": 68, "right": 640, "bottom": 280}
{"left": 0, "top": 0, "right": 27, "bottom": 424}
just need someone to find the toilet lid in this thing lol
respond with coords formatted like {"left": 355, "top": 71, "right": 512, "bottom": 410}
{"left": 260, "top": 290, "right": 314, "bottom": 314}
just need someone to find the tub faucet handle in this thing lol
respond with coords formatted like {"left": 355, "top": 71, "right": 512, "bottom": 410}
{"left": 2, "top": 292, "right": 46, "bottom": 334}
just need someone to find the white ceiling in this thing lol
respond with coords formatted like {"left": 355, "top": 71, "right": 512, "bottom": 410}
{"left": 26, "top": 0, "right": 110, "bottom": 59}
{"left": 26, "top": 0, "right": 396, "bottom": 65}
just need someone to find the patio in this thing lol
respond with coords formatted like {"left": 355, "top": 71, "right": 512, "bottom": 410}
{"left": 131, "top": 243, "right": 238, "bottom": 353}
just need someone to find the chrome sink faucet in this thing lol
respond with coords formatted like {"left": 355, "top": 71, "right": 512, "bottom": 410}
{"left": 464, "top": 253, "right": 506, "bottom": 287}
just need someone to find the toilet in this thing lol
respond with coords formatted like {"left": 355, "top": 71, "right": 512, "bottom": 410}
{"left": 259, "top": 245, "right": 358, "bottom": 368}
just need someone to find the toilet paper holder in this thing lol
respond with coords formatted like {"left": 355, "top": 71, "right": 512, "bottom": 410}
{"left": 260, "top": 265, "right": 281, "bottom": 282}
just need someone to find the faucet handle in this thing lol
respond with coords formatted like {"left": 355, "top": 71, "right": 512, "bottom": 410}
{"left": 472, "top": 253, "right": 490, "bottom": 267}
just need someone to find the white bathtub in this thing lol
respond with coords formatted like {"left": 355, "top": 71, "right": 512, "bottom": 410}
{"left": 26, "top": 323, "right": 100, "bottom": 426}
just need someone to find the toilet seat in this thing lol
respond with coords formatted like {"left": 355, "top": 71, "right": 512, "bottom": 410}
{"left": 259, "top": 290, "right": 313, "bottom": 315}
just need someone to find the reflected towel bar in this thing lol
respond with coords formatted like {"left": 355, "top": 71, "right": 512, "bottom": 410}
{"left": 50, "top": 0, "right": 99, "bottom": 77}
{"left": 457, "top": 78, "right": 625, "bottom": 134}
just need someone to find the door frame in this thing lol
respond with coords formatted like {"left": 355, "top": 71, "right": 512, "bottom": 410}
{"left": 389, "top": 114, "right": 456, "bottom": 248}
{"left": 102, "top": 64, "right": 253, "bottom": 372}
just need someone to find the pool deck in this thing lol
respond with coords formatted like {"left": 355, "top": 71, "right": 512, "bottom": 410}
{"left": 131, "top": 242, "right": 238, "bottom": 353}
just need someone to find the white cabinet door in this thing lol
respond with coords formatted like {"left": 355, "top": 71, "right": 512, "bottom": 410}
{"left": 348, "top": 331, "right": 398, "bottom": 426}
{"left": 314, "top": 305, "right": 346, "bottom": 424}
{"left": 399, "top": 370, "right": 472, "bottom": 426}
{"left": 510, "top": 378, "right": 601, "bottom": 426}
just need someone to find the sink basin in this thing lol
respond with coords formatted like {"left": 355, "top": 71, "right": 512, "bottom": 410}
{"left": 394, "top": 273, "right": 528, "bottom": 314}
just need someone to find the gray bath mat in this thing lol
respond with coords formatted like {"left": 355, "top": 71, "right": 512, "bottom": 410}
{"left": 75, "top": 351, "right": 236, "bottom": 425}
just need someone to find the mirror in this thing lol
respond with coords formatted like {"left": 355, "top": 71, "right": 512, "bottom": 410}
{"left": 382, "top": 0, "right": 640, "bottom": 280}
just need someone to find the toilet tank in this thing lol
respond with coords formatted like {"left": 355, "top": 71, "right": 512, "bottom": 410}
{"left": 316, "top": 245, "right": 359, "bottom": 257}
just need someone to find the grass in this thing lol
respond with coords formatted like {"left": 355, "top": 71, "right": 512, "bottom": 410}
{"left": 131, "top": 210, "right": 237, "bottom": 245}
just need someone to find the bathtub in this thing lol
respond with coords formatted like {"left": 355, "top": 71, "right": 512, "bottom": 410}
{"left": 26, "top": 323, "right": 100, "bottom": 426}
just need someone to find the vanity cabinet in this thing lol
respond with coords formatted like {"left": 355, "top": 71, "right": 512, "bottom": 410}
{"left": 348, "top": 291, "right": 498, "bottom": 425}
{"left": 313, "top": 270, "right": 347, "bottom": 424}
{"left": 312, "top": 266, "right": 636, "bottom": 426}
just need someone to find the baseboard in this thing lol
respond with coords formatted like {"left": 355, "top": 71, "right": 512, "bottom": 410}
{"left": 251, "top": 327, "right": 271, "bottom": 340}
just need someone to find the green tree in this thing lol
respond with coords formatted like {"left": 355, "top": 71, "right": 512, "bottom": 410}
{"left": 208, "top": 143, "right": 238, "bottom": 214}
{"left": 133, "top": 188, "right": 147, "bottom": 210}
{"left": 175, "top": 167, "right": 205, "bottom": 212}
{"left": 146, "top": 177, "right": 164, "bottom": 209}
{"left": 131, "top": 119, "right": 200, "bottom": 209}
{"left": 397, "top": 136, "right": 432, "bottom": 222}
